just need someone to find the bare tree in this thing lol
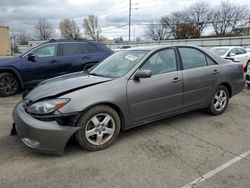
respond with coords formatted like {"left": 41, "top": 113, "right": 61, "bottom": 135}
{"left": 59, "top": 18, "right": 81, "bottom": 39}
{"left": 83, "top": 15, "right": 103, "bottom": 41}
{"left": 34, "top": 18, "right": 54, "bottom": 40}
{"left": 187, "top": 1, "right": 213, "bottom": 37}
{"left": 113, "top": 36, "right": 124, "bottom": 43}
{"left": 161, "top": 11, "right": 195, "bottom": 39}
{"left": 144, "top": 23, "right": 169, "bottom": 41}
{"left": 212, "top": 1, "right": 248, "bottom": 36}
{"left": 17, "top": 30, "right": 30, "bottom": 45}
{"left": 175, "top": 23, "right": 200, "bottom": 39}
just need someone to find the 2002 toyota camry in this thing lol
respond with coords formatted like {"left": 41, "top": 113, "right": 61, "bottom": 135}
{"left": 12, "top": 45, "right": 245, "bottom": 154}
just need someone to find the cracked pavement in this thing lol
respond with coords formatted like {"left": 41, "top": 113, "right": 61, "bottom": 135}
{"left": 0, "top": 87, "right": 250, "bottom": 188}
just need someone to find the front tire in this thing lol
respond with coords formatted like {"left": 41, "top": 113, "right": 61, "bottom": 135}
{"left": 75, "top": 105, "right": 121, "bottom": 151}
{"left": 207, "top": 86, "right": 229, "bottom": 115}
{"left": 0, "top": 73, "right": 20, "bottom": 97}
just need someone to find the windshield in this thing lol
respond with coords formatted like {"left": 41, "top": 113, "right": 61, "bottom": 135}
{"left": 211, "top": 48, "right": 229, "bottom": 56}
{"left": 89, "top": 50, "right": 148, "bottom": 78}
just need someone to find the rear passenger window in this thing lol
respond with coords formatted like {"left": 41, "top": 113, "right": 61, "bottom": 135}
{"left": 62, "top": 43, "right": 82, "bottom": 56}
{"left": 179, "top": 48, "right": 207, "bottom": 70}
{"left": 82, "top": 44, "right": 89, "bottom": 54}
{"left": 237, "top": 48, "right": 247, "bottom": 54}
{"left": 86, "top": 43, "right": 99, "bottom": 53}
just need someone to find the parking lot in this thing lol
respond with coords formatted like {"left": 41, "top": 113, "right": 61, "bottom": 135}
{"left": 0, "top": 87, "right": 249, "bottom": 188}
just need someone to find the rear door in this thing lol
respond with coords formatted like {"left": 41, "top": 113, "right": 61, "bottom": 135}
{"left": 21, "top": 43, "right": 60, "bottom": 86}
{"left": 59, "top": 42, "right": 88, "bottom": 74}
{"left": 127, "top": 48, "right": 183, "bottom": 124}
{"left": 178, "top": 47, "right": 220, "bottom": 109}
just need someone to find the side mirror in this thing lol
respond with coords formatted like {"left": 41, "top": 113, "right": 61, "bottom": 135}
{"left": 134, "top": 70, "right": 152, "bottom": 80}
{"left": 224, "top": 57, "right": 240, "bottom": 63}
{"left": 230, "top": 53, "right": 236, "bottom": 57}
{"left": 27, "top": 53, "right": 36, "bottom": 62}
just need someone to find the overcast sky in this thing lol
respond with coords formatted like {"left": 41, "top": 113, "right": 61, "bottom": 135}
{"left": 0, "top": 0, "right": 249, "bottom": 40}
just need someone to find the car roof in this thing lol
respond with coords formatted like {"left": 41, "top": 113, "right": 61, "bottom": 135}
{"left": 211, "top": 46, "right": 243, "bottom": 49}
{"left": 45, "top": 39, "right": 97, "bottom": 44}
{"left": 124, "top": 45, "right": 205, "bottom": 51}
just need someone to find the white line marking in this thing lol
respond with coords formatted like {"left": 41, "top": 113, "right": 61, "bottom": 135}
{"left": 182, "top": 150, "right": 250, "bottom": 188}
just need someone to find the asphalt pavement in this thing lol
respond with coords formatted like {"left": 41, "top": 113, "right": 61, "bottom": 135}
{"left": 0, "top": 88, "right": 250, "bottom": 188}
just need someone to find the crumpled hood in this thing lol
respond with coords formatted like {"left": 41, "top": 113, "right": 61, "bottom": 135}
{"left": 25, "top": 72, "right": 112, "bottom": 101}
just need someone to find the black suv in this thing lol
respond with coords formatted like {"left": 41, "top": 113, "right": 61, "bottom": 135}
{"left": 0, "top": 39, "right": 113, "bottom": 96}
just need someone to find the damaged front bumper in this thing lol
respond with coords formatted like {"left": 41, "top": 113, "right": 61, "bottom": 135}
{"left": 12, "top": 102, "right": 80, "bottom": 154}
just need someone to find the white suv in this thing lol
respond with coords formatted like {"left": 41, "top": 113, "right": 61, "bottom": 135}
{"left": 211, "top": 46, "right": 250, "bottom": 66}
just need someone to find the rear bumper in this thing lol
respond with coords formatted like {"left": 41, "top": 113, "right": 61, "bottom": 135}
{"left": 231, "top": 78, "right": 245, "bottom": 97}
{"left": 12, "top": 103, "right": 80, "bottom": 154}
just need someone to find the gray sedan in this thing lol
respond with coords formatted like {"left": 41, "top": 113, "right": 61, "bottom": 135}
{"left": 12, "top": 45, "right": 245, "bottom": 154}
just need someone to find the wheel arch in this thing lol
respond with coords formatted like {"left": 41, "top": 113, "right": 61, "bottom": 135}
{"left": 76, "top": 102, "right": 126, "bottom": 131}
{"left": 0, "top": 67, "right": 23, "bottom": 89}
{"left": 219, "top": 82, "right": 232, "bottom": 98}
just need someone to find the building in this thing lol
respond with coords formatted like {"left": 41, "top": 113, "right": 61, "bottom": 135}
{"left": 17, "top": 40, "right": 48, "bottom": 54}
{"left": 0, "top": 26, "right": 11, "bottom": 56}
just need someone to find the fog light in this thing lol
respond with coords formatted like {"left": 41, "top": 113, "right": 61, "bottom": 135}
{"left": 22, "top": 137, "right": 40, "bottom": 146}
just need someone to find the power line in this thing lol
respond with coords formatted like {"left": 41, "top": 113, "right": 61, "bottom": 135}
{"left": 102, "top": 24, "right": 128, "bottom": 32}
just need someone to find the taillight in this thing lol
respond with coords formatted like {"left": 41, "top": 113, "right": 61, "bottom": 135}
{"left": 242, "top": 64, "right": 245, "bottom": 74}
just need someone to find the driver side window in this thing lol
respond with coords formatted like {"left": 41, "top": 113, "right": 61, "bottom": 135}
{"left": 228, "top": 48, "right": 237, "bottom": 56}
{"left": 140, "top": 48, "right": 177, "bottom": 75}
{"left": 32, "top": 44, "right": 57, "bottom": 57}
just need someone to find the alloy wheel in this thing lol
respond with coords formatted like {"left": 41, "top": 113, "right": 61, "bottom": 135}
{"left": 213, "top": 89, "right": 227, "bottom": 111}
{"left": 85, "top": 113, "right": 115, "bottom": 146}
{"left": 0, "top": 76, "right": 18, "bottom": 96}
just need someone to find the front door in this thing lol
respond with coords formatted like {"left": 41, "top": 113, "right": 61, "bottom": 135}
{"left": 127, "top": 48, "right": 183, "bottom": 124}
{"left": 21, "top": 43, "right": 60, "bottom": 86}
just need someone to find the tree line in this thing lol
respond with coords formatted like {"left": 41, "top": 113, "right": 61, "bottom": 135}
{"left": 16, "top": 15, "right": 103, "bottom": 45}
{"left": 144, "top": 0, "right": 249, "bottom": 40}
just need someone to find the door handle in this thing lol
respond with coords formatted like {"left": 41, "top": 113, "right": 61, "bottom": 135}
{"left": 212, "top": 69, "right": 220, "bottom": 74}
{"left": 50, "top": 60, "right": 58, "bottom": 64}
{"left": 82, "top": 56, "right": 90, "bottom": 60}
{"left": 172, "top": 77, "right": 181, "bottom": 83}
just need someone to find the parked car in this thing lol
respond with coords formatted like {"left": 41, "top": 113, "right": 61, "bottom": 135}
{"left": 245, "top": 45, "right": 250, "bottom": 52}
{"left": 12, "top": 45, "right": 245, "bottom": 154}
{"left": 0, "top": 39, "right": 112, "bottom": 97}
{"left": 112, "top": 45, "right": 132, "bottom": 52}
{"left": 245, "top": 61, "right": 250, "bottom": 87}
{"left": 210, "top": 46, "right": 250, "bottom": 66}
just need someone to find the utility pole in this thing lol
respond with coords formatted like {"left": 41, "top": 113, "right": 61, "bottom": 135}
{"left": 128, "top": 0, "right": 131, "bottom": 42}
{"left": 248, "top": 14, "right": 250, "bottom": 36}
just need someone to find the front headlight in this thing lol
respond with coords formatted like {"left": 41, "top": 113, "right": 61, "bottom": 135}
{"left": 27, "top": 98, "right": 70, "bottom": 115}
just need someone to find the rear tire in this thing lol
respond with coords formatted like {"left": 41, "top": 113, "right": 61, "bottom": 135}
{"left": 0, "top": 73, "right": 20, "bottom": 97}
{"left": 75, "top": 105, "right": 121, "bottom": 151}
{"left": 207, "top": 85, "right": 229, "bottom": 115}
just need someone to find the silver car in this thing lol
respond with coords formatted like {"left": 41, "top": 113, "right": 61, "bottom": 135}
{"left": 12, "top": 45, "right": 245, "bottom": 154}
